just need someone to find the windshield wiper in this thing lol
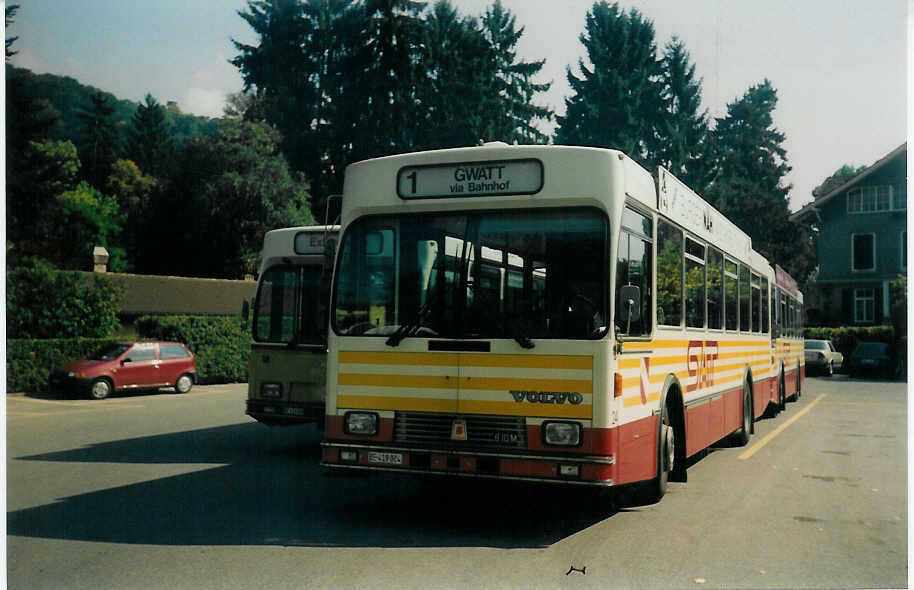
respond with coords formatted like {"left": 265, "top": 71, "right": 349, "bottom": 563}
{"left": 511, "top": 319, "right": 535, "bottom": 349}
{"left": 386, "top": 294, "right": 436, "bottom": 347}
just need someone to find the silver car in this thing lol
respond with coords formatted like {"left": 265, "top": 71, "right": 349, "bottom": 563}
{"left": 804, "top": 339, "right": 843, "bottom": 376}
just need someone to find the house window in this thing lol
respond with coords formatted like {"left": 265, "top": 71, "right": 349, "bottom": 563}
{"left": 851, "top": 233, "right": 875, "bottom": 272}
{"left": 848, "top": 186, "right": 903, "bottom": 213}
{"left": 893, "top": 183, "right": 907, "bottom": 210}
{"left": 854, "top": 288, "right": 875, "bottom": 323}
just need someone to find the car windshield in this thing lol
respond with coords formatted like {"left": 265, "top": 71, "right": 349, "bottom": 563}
{"left": 92, "top": 344, "right": 131, "bottom": 360}
{"left": 853, "top": 342, "right": 888, "bottom": 356}
{"left": 805, "top": 341, "right": 826, "bottom": 350}
{"left": 332, "top": 207, "right": 608, "bottom": 340}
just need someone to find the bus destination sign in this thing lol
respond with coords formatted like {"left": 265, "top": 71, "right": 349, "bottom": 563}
{"left": 397, "top": 159, "right": 543, "bottom": 199}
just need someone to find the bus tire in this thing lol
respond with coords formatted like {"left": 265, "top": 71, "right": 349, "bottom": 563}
{"left": 732, "top": 380, "right": 752, "bottom": 446}
{"left": 777, "top": 372, "right": 786, "bottom": 413}
{"left": 795, "top": 363, "right": 802, "bottom": 399}
{"left": 642, "top": 400, "right": 675, "bottom": 504}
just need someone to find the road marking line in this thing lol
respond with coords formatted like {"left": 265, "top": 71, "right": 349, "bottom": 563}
{"left": 739, "top": 393, "right": 827, "bottom": 460}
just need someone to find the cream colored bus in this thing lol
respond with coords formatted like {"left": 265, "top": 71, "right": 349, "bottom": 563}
{"left": 320, "top": 143, "right": 803, "bottom": 501}
{"left": 245, "top": 225, "right": 338, "bottom": 426}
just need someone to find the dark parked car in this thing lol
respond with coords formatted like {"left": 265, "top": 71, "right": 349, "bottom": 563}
{"left": 50, "top": 342, "right": 196, "bottom": 399}
{"left": 845, "top": 342, "right": 897, "bottom": 378}
{"left": 804, "top": 339, "right": 844, "bottom": 376}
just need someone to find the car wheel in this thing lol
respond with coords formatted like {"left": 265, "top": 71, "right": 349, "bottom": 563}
{"left": 174, "top": 374, "right": 193, "bottom": 394}
{"left": 826, "top": 361, "right": 833, "bottom": 377}
{"left": 89, "top": 378, "right": 111, "bottom": 400}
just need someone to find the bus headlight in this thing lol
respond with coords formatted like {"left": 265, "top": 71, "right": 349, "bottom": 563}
{"left": 543, "top": 421, "right": 582, "bottom": 446}
{"left": 345, "top": 412, "right": 379, "bottom": 436}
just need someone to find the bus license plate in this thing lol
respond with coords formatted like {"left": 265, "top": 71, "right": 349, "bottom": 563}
{"left": 367, "top": 452, "right": 403, "bottom": 465}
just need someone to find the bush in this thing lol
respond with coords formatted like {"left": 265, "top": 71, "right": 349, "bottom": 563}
{"left": 136, "top": 315, "right": 250, "bottom": 384}
{"left": 7, "top": 259, "right": 122, "bottom": 339}
{"left": 7, "top": 338, "right": 120, "bottom": 393}
{"left": 804, "top": 325, "right": 894, "bottom": 360}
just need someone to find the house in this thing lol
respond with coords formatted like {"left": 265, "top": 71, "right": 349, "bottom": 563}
{"left": 791, "top": 142, "right": 907, "bottom": 326}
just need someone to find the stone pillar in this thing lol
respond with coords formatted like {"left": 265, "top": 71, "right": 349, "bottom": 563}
{"left": 93, "top": 246, "right": 109, "bottom": 273}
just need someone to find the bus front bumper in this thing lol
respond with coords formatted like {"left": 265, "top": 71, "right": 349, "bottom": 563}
{"left": 246, "top": 400, "right": 324, "bottom": 425}
{"left": 320, "top": 442, "right": 615, "bottom": 486}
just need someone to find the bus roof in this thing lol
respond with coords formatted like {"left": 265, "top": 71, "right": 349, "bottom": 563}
{"left": 341, "top": 143, "right": 657, "bottom": 222}
{"left": 260, "top": 225, "right": 339, "bottom": 272}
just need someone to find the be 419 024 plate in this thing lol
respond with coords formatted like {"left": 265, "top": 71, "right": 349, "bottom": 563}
{"left": 367, "top": 452, "right": 403, "bottom": 465}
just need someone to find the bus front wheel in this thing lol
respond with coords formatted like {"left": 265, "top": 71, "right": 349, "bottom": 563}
{"left": 642, "top": 401, "right": 674, "bottom": 504}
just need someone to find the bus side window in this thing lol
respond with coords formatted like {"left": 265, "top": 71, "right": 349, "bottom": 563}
{"left": 739, "top": 264, "right": 750, "bottom": 332}
{"left": 616, "top": 207, "right": 652, "bottom": 336}
{"left": 657, "top": 220, "right": 683, "bottom": 328}
{"left": 707, "top": 248, "right": 723, "bottom": 330}
{"left": 724, "top": 259, "right": 738, "bottom": 331}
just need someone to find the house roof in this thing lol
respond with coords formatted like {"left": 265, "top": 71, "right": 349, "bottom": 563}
{"left": 790, "top": 142, "right": 907, "bottom": 223}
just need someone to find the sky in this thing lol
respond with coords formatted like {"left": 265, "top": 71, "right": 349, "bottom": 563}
{"left": 5, "top": 0, "right": 908, "bottom": 211}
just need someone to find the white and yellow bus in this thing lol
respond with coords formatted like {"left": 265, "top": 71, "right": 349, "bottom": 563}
{"left": 245, "top": 225, "right": 338, "bottom": 426}
{"left": 320, "top": 143, "right": 803, "bottom": 501}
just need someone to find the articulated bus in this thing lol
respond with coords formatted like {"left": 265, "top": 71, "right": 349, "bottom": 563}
{"left": 320, "top": 143, "right": 803, "bottom": 501}
{"left": 245, "top": 225, "right": 339, "bottom": 426}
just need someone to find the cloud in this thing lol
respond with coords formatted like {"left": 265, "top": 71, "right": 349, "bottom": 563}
{"left": 182, "top": 87, "right": 226, "bottom": 118}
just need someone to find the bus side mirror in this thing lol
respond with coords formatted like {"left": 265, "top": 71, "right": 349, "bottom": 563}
{"left": 241, "top": 299, "right": 250, "bottom": 331}
{"left": 617, "top": 285, "right": 641, "bottom": 326}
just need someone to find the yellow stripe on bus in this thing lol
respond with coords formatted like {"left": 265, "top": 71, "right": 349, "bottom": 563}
{"left": 338, "top": 373, "right": 458, "bottom": 389}
{"left": 338, "top": 372, "right": 591, "bottom": 394}
{"left": 339, "top": 351, "right": 459, "bottom": 366}
{"left": 459, "top": 354, "right": 593, "bottom": 370}
{"left": 458, "top": 376, "right": 592, "bottom": 393}
{"left": 339, "top": 350, "right": 592, "bottom": 370}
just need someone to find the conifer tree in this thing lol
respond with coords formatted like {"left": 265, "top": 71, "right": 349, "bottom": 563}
{"left": 705, "top": 80, "right": 811, "bottom": 281}
{"left": 554, "top": 1, "right": 663, "bottom": 166}
{"left": 125, "top": 94, "right": 174, "bottom": 179}
{"left": 76, "top": 90, "right": 120, "bottom": 189}
{"left": 657, "top": 37, "right": 710, "bottom": 192}
{"left": 418, "top": 0, "right": 491, "bottom": 149}
{"left": 481, "top": 0, "right": 552, "bottom": 144}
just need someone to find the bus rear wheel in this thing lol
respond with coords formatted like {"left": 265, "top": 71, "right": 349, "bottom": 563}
{"left": 732, "top": 381, "right": 752, "bottom": 446}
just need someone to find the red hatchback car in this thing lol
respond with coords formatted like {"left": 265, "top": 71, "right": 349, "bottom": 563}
{"left": 51, "top": 342, "right": 196, "bottom": 400}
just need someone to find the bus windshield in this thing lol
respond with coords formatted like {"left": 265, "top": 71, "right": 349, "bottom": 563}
{"left": 254, "top": 264, "right": 329, "bottom": 345}
{"left": 333, "top": 207, "right": 607, "bottom": 341}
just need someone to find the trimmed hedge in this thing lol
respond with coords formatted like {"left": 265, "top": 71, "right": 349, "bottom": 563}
{"left": 804, "top": 325, "right": 895, "bottom": 361}
{"left": 136, "top": 315, "right": 250, "bottom": 384}
{"left": 7, "top": 260, "right": 122, "bottom": 339}
{"left": 7, "top": 338, "right": 120, "bottom": 393}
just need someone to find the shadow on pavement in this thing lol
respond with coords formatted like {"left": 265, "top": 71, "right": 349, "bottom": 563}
{"left": 9, "top": 422, "right": 619, "bottom": 548}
